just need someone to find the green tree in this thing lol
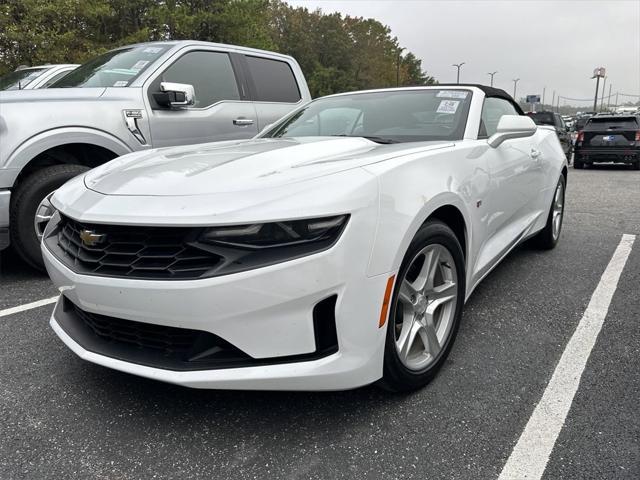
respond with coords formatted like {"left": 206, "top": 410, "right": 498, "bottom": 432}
{"left": 0, "top": 0, "right": 438, "bottom": 95}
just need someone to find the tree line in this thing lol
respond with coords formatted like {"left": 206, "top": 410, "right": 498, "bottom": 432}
{"left": 0, "top": 0, "right": 437, "bottom": 97}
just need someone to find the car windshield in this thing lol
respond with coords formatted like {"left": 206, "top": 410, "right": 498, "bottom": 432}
{"left": 0, "top": 68, "right": 48, "bottom": 90}
{"left": 51, "top": 44, "right": 170, "bottom": 88}
{"left": 527, "top": 112, "right": 555, "bottom": 126}
{"left": 265, "top": 89, "right": 473, "bottom": 143}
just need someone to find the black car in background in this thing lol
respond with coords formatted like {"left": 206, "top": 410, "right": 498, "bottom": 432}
{"left": 574, "top": 116, "right": 640, "bottom": 169}
{"left": 527, "top": 111, "right": 573, "bottom": 159}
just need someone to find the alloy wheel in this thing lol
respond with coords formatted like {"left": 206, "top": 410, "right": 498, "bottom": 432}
{"left": 552, "top": 181, "right": 564, "bottom": 240}
{"left": 34, "top": 192, "right": 55, "bottom": 243}
{"left": 393, "top": 243, "right": 458, "bottom": 371}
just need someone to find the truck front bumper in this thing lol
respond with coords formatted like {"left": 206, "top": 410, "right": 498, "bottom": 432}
{"left": 0, "top": 190, "right": 10, "bottom": 250}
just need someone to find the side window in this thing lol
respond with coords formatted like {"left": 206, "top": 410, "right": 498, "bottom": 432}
{"left": 159, "top": 51, "right": 240, "bottom": 108}
{"left": 245, "top": 56, "right": 301, "bottom": 103}
{"left": 40, "top": 69, "right": 73, "bottom": 88}
{"left": 479, "top": 97, "right": 519, "bottom": 137}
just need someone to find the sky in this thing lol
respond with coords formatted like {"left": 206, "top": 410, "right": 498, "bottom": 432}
{"left": 286, "top": 0, "right": 640, "bottom": 107}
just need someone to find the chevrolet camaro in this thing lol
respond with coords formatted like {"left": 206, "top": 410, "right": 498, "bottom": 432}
{"left": 42, "top": 85, "right": 567, "bottom": 391}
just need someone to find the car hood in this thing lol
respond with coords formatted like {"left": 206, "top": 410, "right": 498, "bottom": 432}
{"left": 0, "top": 87, "right": 107, "bottom": 103}
{"left": 84, "top": 137, "right": 454, "bottom": 196}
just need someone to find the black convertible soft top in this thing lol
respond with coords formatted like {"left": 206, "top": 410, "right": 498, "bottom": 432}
{"left": 435, "top": 83, "right": 524, "bottom": 114}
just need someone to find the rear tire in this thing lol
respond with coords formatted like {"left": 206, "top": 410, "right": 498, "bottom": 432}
{"left": 379, "top": 221, "right": 465, "bottom": 392}
{"left": 633, "top": 162, "right": 640, "bottom": 171}
{"left": 574, "top": 159, "right": 583, "bottom": 169}
{"left": 10, "top": 164, "right": 89, "bottom": 270}
{"left": 532, "top": 175, "right": 565, "bottom": 250}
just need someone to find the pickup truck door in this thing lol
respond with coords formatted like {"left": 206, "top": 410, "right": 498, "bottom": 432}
{"left": 145, "top": 49, "right": 258, "bottom": 148}
{"left": 473, "top": 99, "right": 544, "bottom": 280}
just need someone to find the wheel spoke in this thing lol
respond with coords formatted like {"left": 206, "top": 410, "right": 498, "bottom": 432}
{"left": 398, "top": 279, "right": 418, "bottom": 305}
{"left": 35, "top": 213, "right": 53, "bottom": 223}
{"left": 426, "top": 280, "right": 456, "bottom": 302}
{"left": 413, "top": 248, "right": 440, "bottom": 292}
{"left": 396, "top": 318, "right": 420, "bottom": 360}
{"left": 420, "top": 320, "right": 441, "bottom": 357}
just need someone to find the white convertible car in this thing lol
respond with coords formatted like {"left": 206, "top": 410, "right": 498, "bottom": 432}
{"left": 42, "top": 85, "right": 567, "bottom": 391}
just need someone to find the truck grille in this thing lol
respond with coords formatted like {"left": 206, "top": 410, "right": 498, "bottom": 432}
{"left": 51, "top": 216, "right": 222, "bottom": 279}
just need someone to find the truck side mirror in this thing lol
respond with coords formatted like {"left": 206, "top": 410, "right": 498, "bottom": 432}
{"left": 153, "top": 82, "right": 196, "bottom": 108}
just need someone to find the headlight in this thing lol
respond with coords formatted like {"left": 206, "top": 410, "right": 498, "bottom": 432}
{"left": 196, "top": 215, "right": 349, "bottom": 274}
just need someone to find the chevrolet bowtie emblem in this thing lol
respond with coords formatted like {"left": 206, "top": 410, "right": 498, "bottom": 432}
{"left": 79, "top": 229, "right": 106, "bottom": 247}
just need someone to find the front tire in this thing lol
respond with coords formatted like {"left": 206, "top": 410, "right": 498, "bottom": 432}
{"left": 380, "top": 221, "right": 465, "bottom": 392}
{"left": 10, "top": 164, "right": 89, "bottom": 270}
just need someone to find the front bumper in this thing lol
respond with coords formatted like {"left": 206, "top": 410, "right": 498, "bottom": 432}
{"left": 43, "top": 216, "right": 393, "bottom": 391}
{"left": 0, "top": 190, "right": 10, "bottom": 250}
{"left": 575, "top": 148, "right": 639, "bottom": 164}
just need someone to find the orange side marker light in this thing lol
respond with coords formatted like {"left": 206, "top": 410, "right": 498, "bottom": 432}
{"left": 378, "top": 275, "right": 396, "bottom": 328}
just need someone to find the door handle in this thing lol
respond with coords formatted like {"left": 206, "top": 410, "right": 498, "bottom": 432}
{"left": 530, "top": 148, "right": 541, "bottom": 159}
{"left": 233, "top": 118, "right": 254, "bottom": 126}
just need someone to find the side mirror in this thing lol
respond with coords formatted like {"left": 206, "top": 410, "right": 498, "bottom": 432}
{"left": 488, "top": 115, "right": 537, "bottom": 148}
{"left": 153, "top": 82, "right": 195, "bottom": 108}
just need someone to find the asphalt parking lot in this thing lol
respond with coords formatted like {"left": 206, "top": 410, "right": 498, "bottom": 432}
{"left": 0, "top": 166, "right": 638, "bottom": 480}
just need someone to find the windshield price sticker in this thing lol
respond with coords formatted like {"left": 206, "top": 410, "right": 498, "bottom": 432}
{"left": 436, "top": 100, "right": 460, "bottom": 114}
{"left": 131, "top": 60, "right": 149, "bottom": 71}
{"left": 143, "top": 47, "right": 163, "bottom": 54}
{"left": 436, "top": 91, "right": 468, "bottom": 99}
{"left": 113, "top": 80, "right": 128, "bottom": 87}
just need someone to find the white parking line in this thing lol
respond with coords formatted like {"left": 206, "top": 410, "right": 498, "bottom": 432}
{"left": 0, "top": 296, "right": 58, "bottom": 318}
{"left": 498, "top": 233, "right": 636, "bottom": 480}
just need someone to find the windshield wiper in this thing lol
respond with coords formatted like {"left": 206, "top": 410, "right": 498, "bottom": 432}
{"left": 329, "top": 134, "right": 398, "bottom": 144}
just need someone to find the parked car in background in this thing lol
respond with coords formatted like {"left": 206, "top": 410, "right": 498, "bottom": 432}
{"left": 527, "top": 111, "right": 572, "bottom": 158}
{"left": 42, "top": 85, "right": 568, "bottom": 391}
{"left": 0, "top": 41, "right": 311, "bottom": 268}
{"left": 0, "top": 64, "right": 78, "bottom": 91}
{"left": 574, "top": 115, "right": 640, "bottom": 169}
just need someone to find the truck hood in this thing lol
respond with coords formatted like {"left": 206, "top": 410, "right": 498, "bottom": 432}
{"left": 84, "top": 137, "right": 453, "bottom": 196}
{"left": 0, "top": 87, "right": 106, "bottom": 104}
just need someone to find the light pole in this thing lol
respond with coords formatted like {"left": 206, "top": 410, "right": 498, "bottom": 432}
{"left": 512, "top": 78, "right": 520, "bottom": 100}
{"left": 487, "top": 71, "right": 497, "bottom": 87}
{"left": 600, "top": 76, "right": 608, "bottom": 111}
{"left": 452, "top": 62, "right": 465, "bottom": 84}
{"left": 592, "top": 67, "right": 605, "bottom": 112}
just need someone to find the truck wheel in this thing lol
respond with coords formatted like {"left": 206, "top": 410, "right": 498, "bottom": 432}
{"left": 10, "top": 164, "right": 89, "bottom": 270}
{"left": 634, "top": 162, "right": 640, "bottom": 171}
{"left": 574, "top": 159, "right": 583, "bottom": 169}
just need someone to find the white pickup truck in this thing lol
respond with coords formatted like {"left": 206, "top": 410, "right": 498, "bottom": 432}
{"left": 0, "top": 40, "right": 311, "bottom": 268}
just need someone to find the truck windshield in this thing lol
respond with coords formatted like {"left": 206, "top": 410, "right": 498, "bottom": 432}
{"left": 0, "top": 68, "right": 48, "bottom": 90}
{"left": 265, "top": 89, "right": 473, "bottom": 143}
{"left": 51, "top": 45, "right": 170, "bottom": 88}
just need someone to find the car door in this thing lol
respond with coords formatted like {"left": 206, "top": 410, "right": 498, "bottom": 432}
{"left": 145, "top": 49, "right": 258, "bottom": 148}
{"left": 474, "top": 97, "right": 544, "bottom": 279}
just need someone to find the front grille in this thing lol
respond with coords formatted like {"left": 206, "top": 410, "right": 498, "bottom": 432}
{"left": 75, "top": 305, "right": 199, "bottom": 357}
{"left": 55, "top": 296, "right": 339, "bottom": 371}
{"left": 51, "top": 216, "right": 222, "bottom": 279}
